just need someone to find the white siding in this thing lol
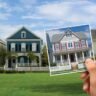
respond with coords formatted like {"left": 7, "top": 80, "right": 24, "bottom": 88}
{"left": 61, "top": 34, "right": 79, "bottom": 43}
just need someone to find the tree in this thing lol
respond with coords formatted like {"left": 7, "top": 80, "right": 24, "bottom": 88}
{"left": 27, "top": 52, "right": 36, "bottom": 68}
{"left": 0, "top": 46, "right": 6, "bottom": 67}
{"left": 42, "top": 45, "right": 48, "bottom": 66}
{"left": 6, "top": 51, "right": 17, "bottom": 59}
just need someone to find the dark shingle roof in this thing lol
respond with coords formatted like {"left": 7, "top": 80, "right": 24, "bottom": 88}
{"left": 52, "top": 32, "right": 87, "bottom": 43}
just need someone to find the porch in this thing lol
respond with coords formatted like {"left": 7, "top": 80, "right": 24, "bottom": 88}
{"left": 53, "top": 50, "right": 92, "bottom": 69}
{"left": 5, "top": 55, "right": 41, "bottom": 69}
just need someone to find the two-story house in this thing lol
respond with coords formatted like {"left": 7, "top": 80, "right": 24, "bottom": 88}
{"left": 48, "top": 29, "right": 92, "bottom": 70}
{"left": 5, "top": 27, "right": 43, "bottom": 70}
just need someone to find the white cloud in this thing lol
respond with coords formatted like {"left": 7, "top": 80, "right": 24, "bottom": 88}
{"left": 0, "top": 2, "right": 8, "bottom": 9}
{"left": 21, "top": 0, "right": 96, "bottom": 28}
{"left": 0, "top": 13, "right": 11, "bottom": 20}
{"left": 33, "top": 30, "right": 46, "bottom": 42}
{"left": 0, "top": 1, "right": 12, "bottom": 12}
{"left": 20, "top": 0, "right": 37, "bottom": 9}
{"left": 0, "top": 24, "right": 46, "bottom": 42}
{"left": 35, "top": 0, "right": 96, "bottom": 26}
{"left": 0, "top": 25, "right": 22, "bottom": 40}
{"left": 22, "top": 15, "right": 43, "bottom": 19}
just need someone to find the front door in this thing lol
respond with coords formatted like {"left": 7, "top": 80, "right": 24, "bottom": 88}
{"left": 8, "top": 58, "right": 16, "bottom": 68}
{"left": 70, "top": 53, "right": 75, "bottom": 62}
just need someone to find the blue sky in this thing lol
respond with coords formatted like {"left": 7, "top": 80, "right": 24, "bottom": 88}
{"left": 0, "top": 0, "right": 96, "bottom": 42}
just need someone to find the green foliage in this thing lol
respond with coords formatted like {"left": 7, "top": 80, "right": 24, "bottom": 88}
{"left": 6, "top": 51, "right": 17, "bottom": 59}
{"left": 0, "top": 47, "right": 6, "bottom": 67}
{"left": 42, "top": 45, "right": 48, "bottom": 66}
{"left": 27, "top": 52, "right": 36, "bottom": 60}
{"left": 50, "top": 63, "right": 57, "bottom": 66}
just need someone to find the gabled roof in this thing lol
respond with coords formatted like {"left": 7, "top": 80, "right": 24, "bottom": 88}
{"left": 7, "top": 27, "right": 41, "bottom": 40}
{"left": 52, "top": 30, "right": 87, "bottom": 43}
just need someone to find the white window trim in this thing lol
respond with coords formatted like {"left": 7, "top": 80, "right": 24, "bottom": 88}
{"left": 67, "top": 42, "right": 74, "bottom": 49}
{"left": 55, "top": 43, "right": 60, "bottom": 51}
{"left": 32, "top": 43, "right": 37, "bottom": 51}
{"left": 11, "top": 43, "right": 15, "bottom": 51}
{"left": 61, "top": 43, "right": 66, "bottom": 50}
{"left": 21, "top": 31, "right": 26, "bottom": 38}
{"left": 75, "top": 42, "right": 80, "bottom": 48}
{"left": 21, "top": 43, "right": 26, "bottom": 52}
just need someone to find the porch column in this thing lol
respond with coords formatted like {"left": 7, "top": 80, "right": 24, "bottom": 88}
{"left": 16, "top": 58, "right": 18, "bottom": 69}
{"left": 53, "top": 55, "right": 55, "bottom": 63}
{"left": 82, "top": 51, "right": 85, "bottom": 61}
{"left": 75, "top": 53, "right": 78, "bottom": 63}
{"left": 4, "top": 59, "right": 8, "bottom": 69}
{"left": 68, "top": 53, "right": 71, "bottom": 65}
{"left": 28, "top": 57, "right": 29, "bottom": 67}
{"left": 60, "top": 54, "right": 63, "bottom": 65}
{"left": 39, "top": 55, "right": 41, "bottom": 67}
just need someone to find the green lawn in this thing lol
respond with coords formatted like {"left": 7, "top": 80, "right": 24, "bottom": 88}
{"left": 0, "top": 72, "right": 87, "bottom": 96}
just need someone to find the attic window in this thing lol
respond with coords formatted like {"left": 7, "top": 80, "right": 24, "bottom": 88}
{"left": 66, "top": 32, "right": 72, "bottom": 37}
{"left": 21, "top": 31, "right": 26, "bottom": 38}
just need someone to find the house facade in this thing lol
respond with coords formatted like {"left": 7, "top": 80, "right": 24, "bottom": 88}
{"left": 4, "top": 27, "right": 42, "bottom": 70}
{"left": 51, "top": 29, "right": 92, "bottom": 69}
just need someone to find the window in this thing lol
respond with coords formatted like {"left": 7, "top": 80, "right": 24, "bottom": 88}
{"left": 84, "top": 51, "right": 89, "bottom": 57}
{"left": 61, "top": 43, "right": 66, "bottom": 50}
{"left": 55, "top": 55, "right": 60, "bottom": 61}
{"left": 68, "top": 42, "right": 73, "bottom": 48}
{"left": 65, "top": 32, "right": 72, "bottom": 37}
{"left": 75, "top": 42, "right": 79, "bottom": 48}
{"left": 32, "top": 43, "right": 37, "bottom": 51}
{"left": 20, "top": 57, "right": 24, "bottom": 63}
{"left": 21, "top": 31, "right": 26, "bottom": 38}
{"left": 21, "top": 43, "right": 26, "bottom": 52}
{"left": 81, "top": 40, "right": 86, "bottom": 47}
{"left": 63, "top": 55, "right": 67, "bottom": 60}
{"left": 11, "top": 43, "right": 15, "bottom": 52}
{"left": 55, "top": 43, "right": 60, "bottom": 51}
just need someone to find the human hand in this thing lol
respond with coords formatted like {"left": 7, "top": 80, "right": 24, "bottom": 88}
{"left": 81, "top": 58, "right": 96, "bottom": 96}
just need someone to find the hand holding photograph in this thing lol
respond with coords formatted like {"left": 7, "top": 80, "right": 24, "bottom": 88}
{"left": 46, "top": 25, "right": 94, "bottom": 76}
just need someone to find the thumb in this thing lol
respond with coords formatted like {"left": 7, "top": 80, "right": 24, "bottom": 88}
{"left": 85, "top": 58, "right": 96, "bottom": 96}
{"left": 85, "top": 58, "right": 96, "bottom": 74}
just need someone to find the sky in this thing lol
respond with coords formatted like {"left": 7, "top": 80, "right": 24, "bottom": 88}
{"left": 0, "top": 0, "right": 96, "bottom": 42}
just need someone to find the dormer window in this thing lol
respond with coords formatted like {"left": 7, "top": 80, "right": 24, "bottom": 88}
{"left": 66, "top": 32, "right": 72, "bottom": 37}
{"left": 21, "top": 31, "right": 26, "bottom": 38}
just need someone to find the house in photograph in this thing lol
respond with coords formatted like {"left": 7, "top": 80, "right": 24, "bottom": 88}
{"left": 91, "top": 29, "right": 96, "bottom": 57}
{"left": 47, "top": 27, "right": 92, "bottom": 72}
{"left": 4, "top": 27, "right": 43, "bottom": 70}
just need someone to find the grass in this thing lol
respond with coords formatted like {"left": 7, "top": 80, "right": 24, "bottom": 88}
{"left": 0, "top": 72, "right": 87, "bottom": 96}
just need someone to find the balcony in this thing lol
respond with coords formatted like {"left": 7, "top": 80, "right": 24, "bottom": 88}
{"left": 53, "top": 47, "right": 91, "bottom": 54}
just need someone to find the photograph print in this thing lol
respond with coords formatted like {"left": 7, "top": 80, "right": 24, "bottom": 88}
{"left": 46, "top": 25, "right": 94, "bottom": 76}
